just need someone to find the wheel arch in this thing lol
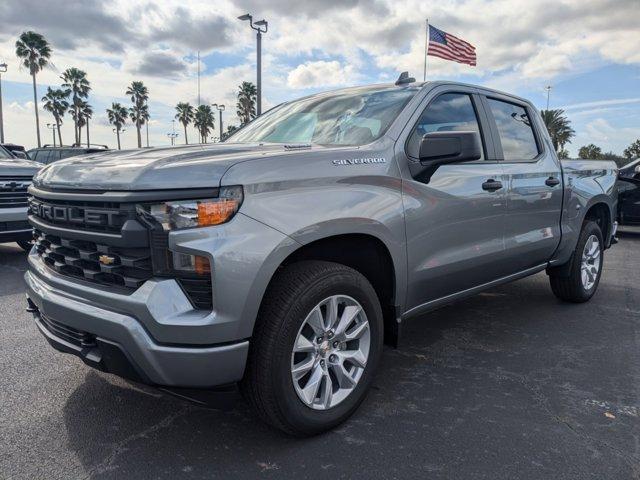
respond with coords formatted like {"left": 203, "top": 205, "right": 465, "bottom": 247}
{"left": 249, "top": 230, "right": 404, "bottom": 347}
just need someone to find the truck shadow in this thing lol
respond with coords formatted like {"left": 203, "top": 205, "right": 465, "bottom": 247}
{"left": 60, "top": 258, "right": 637, "bottom": 478}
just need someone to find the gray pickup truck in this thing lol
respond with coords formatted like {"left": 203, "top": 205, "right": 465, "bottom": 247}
{"left": 0, "top": 146, "right": 40, "bottom": 250}
{"left": 25, "top": 79, "right": 618, "bottom": 436}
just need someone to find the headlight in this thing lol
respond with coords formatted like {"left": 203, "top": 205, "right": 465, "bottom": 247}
{"left": 137, "top": 186, "right": 243, "bottom": 231}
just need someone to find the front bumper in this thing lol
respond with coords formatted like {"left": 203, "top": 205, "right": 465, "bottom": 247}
{"left": 0, "top": 207, "right": 31, "bottom": 243}
{"left": 25, "top": 259, "right": 249, "bottom": 388}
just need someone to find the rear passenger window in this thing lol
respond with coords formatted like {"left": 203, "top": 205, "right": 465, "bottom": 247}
{"left": 487, "top": 98, "right": 539, "bottom": 161}
{"left": 407, "top": 93, "right": 484, "bottom": 159}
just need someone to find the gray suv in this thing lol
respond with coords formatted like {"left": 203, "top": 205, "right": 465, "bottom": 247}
{"left": 25, "top": 80, "right": 618, "bottom": 435}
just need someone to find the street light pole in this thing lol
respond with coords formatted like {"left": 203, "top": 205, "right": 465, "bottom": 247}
{"left": 0, "top": 62, "right": 7, "bottom": 144}
{"left": 212, "top": 104, "right": 225, "bottom": 141}
{"left": 545, "top": 85, "right": 552, "bottom": 110}
{"left": 238, "top": 14, "right": 268, "bottom": 116}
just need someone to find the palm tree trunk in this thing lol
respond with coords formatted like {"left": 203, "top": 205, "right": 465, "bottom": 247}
{"left": 136, "top": 122, "right": 142, "bottom": 148}
{"left": 116, "top": 128, "right": 121, "bottom": 150}
{"left": 184, "top": 124, "right": 188, "bottom": 145}
{"left": 31, "top": 74, "right": 41, "bottom": 147}
{"left": 86, "top": 118, "right": 90, "bottom": 147}
{"left": 55, "top": 116, "right": 63, "bottom": 146}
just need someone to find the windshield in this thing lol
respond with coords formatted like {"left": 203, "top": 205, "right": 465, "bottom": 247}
{"left": 228, "top": 85, "right": 419, "bottom": 146}
{"left": 0, "top": 146, "right": 13, "bottom": 159}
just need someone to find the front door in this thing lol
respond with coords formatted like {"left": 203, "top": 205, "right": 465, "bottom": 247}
{"left": 398, "top": 90, "right": 509, "bottom": 311}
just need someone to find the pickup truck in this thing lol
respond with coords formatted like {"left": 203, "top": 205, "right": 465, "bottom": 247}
{"left": 0, "top": 146, "right": 40, "bottom": 250}
{"left": 24, "top": 79, "right": 618, "bottom": 436}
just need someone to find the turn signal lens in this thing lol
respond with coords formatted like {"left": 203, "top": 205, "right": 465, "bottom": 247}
{"left": 197, "top": 199, "right": 238, "bottom": 227}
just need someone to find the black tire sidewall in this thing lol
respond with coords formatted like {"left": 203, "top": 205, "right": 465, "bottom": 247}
{"left": 272, "top": 269, "right": 383, "bottom": 435}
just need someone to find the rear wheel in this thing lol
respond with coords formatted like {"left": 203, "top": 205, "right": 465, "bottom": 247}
{"left": 549, "top": 220, "right": 603, "bottom": 302}
{"left": 241, "top": 260, "right": 383, "bottom": 436}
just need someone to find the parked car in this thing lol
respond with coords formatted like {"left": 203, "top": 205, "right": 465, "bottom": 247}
{"left": 617, "top": 158, "right": 640, "bottom": 226}
{"left": 1, "top": 143, "right": 30, "bottom": 159}
{"left": 24, "top": 78, "right": 618, "bottom": 436}
{"left": 28, "top": 145, "right": 109, "bottom": 165}
{"left": 0, "top": 145, "right": 40, "bottom": 250}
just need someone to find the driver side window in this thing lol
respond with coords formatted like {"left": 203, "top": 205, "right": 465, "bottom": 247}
{"left": 407, "top": 93, "right": 484, "bottom": 159}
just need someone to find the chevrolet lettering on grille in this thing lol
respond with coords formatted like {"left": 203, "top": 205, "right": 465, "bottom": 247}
{"left": 29, "top": 198, "right": 120, "bottom": 227}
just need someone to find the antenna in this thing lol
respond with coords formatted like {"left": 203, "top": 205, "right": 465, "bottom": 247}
{"left": 197, "top": 51, "right": 201, "bottom": 105}
{"left": 395, "top": 71, "right": 415, "bottom": 85}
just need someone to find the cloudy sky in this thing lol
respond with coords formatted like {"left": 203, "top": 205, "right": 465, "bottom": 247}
{"left": 0, "top": 0, "right": 638, "bottom": 155}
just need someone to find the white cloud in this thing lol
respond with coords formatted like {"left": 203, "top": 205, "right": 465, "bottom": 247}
{"left": 287, "top": 61, "right": 356, "bottom": 89}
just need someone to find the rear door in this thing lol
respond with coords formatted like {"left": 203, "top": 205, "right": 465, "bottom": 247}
{"left": 397, "top": 87, "right": 510, "bottom": 310}
{"left": 481, "top": 94, "right": 563, "bottom": 273}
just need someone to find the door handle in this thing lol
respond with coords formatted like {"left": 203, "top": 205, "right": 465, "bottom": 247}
{"left": 545, "top": 176, "right": 560, "bottom": 187}
{"left": 482, "top": 179, "right": 503, "bottom": 192}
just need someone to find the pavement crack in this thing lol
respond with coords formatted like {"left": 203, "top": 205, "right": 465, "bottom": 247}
{"left": 82, "top": 406, "right": 194, "bottom": 478}
{"left": 492, "top": 369, "right": 640, "bottom": 468}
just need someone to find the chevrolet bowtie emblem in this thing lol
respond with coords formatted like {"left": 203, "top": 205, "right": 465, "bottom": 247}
{"left": 98, "top": 255, "right": 116, "bottom": 265}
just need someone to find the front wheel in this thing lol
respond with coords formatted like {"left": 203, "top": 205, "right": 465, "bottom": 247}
{"left": 241, "top": 260, "right": 383, "bottom": 436}
{"left": 549, "top": 220, "right": 604, "bottom": 302}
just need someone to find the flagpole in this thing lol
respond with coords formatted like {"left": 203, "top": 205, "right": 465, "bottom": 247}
{"left": 423, "top": 19, "right": 429, "bottom": 81}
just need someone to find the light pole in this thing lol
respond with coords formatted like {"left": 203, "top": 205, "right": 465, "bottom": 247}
{"left": 545, "top": 85, "right": 552, "bottom": 110}
{"left": 167, "top": 120, "right": 179, "bottom": 146}
{"left": 0, "top": 62, "right": 7, "bottom": 144}
{"left": 238, "top": 14, "right": 268, "bottom": 116}
{"left": 212, "top": 103, "right": 225, "bottom": 141}
{"left": 46, "top": 123, "right": 57, "bottom": 147}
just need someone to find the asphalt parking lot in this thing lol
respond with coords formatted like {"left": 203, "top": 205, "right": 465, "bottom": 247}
{"left": 1, "top": 233, "right": 639, "bottom": 480}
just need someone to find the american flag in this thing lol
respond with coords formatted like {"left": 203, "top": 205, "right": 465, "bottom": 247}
{"left": 427, "top": 24, "right": 476, "bottom": 66}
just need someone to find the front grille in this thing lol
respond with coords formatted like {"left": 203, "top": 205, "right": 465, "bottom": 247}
{"left": 39, "top": 312, "right": 96, "bottom": 348}
{"left": 0, "top": 176, "right": 31, "bottom": 209}
{"left": 30, "top": 193, "right": 213, "bottom": 309}
{"left": 28, "top": 196, "right": 134, "bottom": 234}
{"left": 33, "top": 229, "right": 153, "bottom": 290}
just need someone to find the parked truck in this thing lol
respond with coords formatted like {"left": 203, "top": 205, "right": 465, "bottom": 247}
{"left": 0, "top": 145, "right": 40, "bottom": 250}
{"left": 25, "top": 79, "right": 618, "bottom": 436}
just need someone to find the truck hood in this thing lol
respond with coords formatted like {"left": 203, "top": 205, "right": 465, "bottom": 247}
{"left": 33, "top": 143, "right": 330, "bottom": 191}
{"left": 0, "top": 158, "right": 41, "bottom": 176}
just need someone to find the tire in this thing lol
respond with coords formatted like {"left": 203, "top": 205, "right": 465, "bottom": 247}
{"left": 241, "top": 260, "right": 384, "bottom": 436}
{"left": 17, "top": 240, "right": 33, "bottom": 252}
{"left": 549, "top": 220, "right": 604, "bottom": 303}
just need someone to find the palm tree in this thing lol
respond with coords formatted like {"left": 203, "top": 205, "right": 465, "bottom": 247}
{"left": 194, "top": 105, "right": 215, "bottom": 143}
{"left": 107, "top": 102, "right": 127, "bottom": 150}
{"left": 540, "top": 109, "right": 575, "bottom": 153}
{"left": 79, "top": 102, "right": 93, "bottom": 147}
{"left": 41, "top": 87, "right": 69, "bottom": 146}
{"left": 15, "top": 31, "right": 52, "bottom": 148}
{"left": 175, "top": 102, "right": 195, "bottom": 145}
{"left": 61, "top": 67, "right": 91, "bottom": 145}
{"left": 236, "top": 81, "right": 257, "bottom": 125}
{"left": 126, "top": 81, "right": 149, "bottom": 148}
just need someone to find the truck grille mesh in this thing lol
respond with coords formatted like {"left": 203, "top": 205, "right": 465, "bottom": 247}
{"left": 33, "top": 229, "right": 153, "bottom": 290}
{"left": 0, "top": 176, "right": 31, "bottom": 209}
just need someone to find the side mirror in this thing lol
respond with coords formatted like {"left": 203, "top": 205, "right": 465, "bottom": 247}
{"left": 409, "top": 131, "right": 482, "bottom": 180}
{"left": 635, "top": 165, "right": 640, "bottom": 176}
